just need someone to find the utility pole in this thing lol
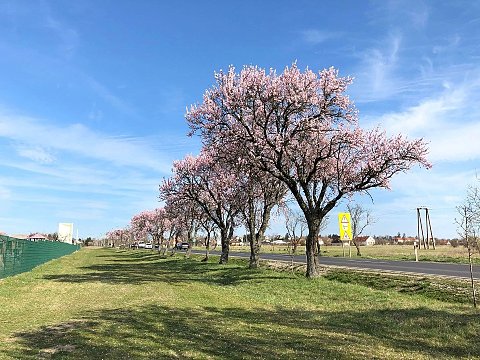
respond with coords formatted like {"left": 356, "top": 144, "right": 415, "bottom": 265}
{"left": 417, "top": 207, "right": 435, "bottom": 250}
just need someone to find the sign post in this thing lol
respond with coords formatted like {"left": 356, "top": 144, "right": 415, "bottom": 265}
{"left": 338, "top": 213, "right": 352, "bottom": 257}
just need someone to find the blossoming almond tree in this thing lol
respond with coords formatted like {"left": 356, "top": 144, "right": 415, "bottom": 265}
{"left": 106, "top": 228, "right": 131, "bottom": 248}
{"left": 237, "top": 166, "right": 287, "bottom": 268}
{"left": 170, "top": 197, "right": 202, "bottom": 257}
{"left": 198, "top": 214, "right": 218, "bottom": 261}
{"left": 131, "top": 208, "right": 169, "bottom": 250}
{"left": 187, "top": 63, "right": 430, "bottom": 278}
{"left": 160, "top": 150, "right": 241, "bottom": 263}
{"left": 164, "top": 202, "right": 186, "bottom": 254}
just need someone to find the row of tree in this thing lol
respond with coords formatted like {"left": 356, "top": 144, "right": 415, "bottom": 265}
{"left": 107, "top": 63, "right": 430, "bottom": 278}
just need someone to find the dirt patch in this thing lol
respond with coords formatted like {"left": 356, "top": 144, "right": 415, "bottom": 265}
{"left": 39, "top": 344, "right": 76, "bottom": 358}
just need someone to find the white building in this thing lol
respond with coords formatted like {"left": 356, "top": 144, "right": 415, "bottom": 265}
{"left": 355, "top": 236, "right": 375, "bottom": 246}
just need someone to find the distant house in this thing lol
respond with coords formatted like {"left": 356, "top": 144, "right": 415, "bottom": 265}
{"left": 394, "top": 236, "right": 416, "bottom": 244}
{"left": 355, "top": 236, "right": 375, "bottom": 246}
{"left": 28, "top": 233, "right": 47, "bottom": 242}
{"left": 11, "top": 234, "right": 29, "bottom": 240}
{"left": 330, "top": 238, "right": 347, "bottom": 246}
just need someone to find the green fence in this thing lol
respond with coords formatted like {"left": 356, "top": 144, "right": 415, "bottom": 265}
{"left": 0, "top": 235, "right": 80, "bottom": 279}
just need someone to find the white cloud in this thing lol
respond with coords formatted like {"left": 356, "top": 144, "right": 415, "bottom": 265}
{"left": 300, "top": 29, "right": 339, "bottom": 44}
{"left": 432, "top": 34, "right": 461, "bottom": 54}
{"left": 84, "top": 75, "right": 137, "bottom": 117}
{"left": 0, "top": 110, "right": 171, "bottom": 172}
{"left": 352, "top": 33, "right": 403, "bottom": 101}
{"left": 0, "top": 107, "right": 183, "bottom": 237}
{"left": 88, "top": 103, "right": 103, "bottom": 121}
{"left": 408, "top": 4, "right": 429, "bottom": 28}
{"left": 0, "top": 184, "right": 10, "bottom": 200}
{"left": 357, "top": 71, "right": 480, "bottom": 238}
{"left": 44, "top": 12, "right": 79, "bottom": 59}
{"left": 338, "top": 167, "right": 476, "bottom": 239}
{"left": 369, "top": 80, "right": 480, "bottom": 163}
{"left": 16, "top": 145, "right": 55, "bottom": 164}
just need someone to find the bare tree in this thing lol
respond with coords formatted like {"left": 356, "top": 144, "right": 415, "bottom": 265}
{"left": 285, "top": 209, "right": 307, "bottom": 257}
{"left": 315, "top": 215, "right": 329, "bottom": 259}
{"left": 347, "top": 203, "right": 374, "bottom": 256}
{"left": 200, "top": 218, "right": 217, "bottom": 262}
{"left": 456, "top": 182, "right": 480, "bottom": 308}
{"left": 285, "top": 208, "right": 307, "bottom": 270}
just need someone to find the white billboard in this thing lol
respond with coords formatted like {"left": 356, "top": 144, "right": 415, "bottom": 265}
{"left": 58, "top": 223, "right": 74, "bottom": 243}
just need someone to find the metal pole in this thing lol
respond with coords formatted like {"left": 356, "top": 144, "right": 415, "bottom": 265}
{"left": 417, "top": 208, "right": 420, "bottom": 247}
{"left": 426, "top": 209, "right": 435, "bottom": 250}
{"left": 418, "top": 208, "right": 426, "bottom": 249}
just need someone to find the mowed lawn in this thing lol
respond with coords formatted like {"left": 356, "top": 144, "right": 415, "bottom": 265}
{"left": 0, "top": 248, "right": 479, "bottom": 359}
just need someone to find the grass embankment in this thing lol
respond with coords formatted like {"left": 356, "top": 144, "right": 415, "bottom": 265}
{"left": 227, "top": 244, "right": 480, "bottom": 264}
{"left": 0, "top": 247, "right": 479, "bottom": 359}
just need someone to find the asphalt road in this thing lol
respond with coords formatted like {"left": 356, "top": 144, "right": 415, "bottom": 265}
{"left": 193, "top": 249, "right": 479, "bottom": 280}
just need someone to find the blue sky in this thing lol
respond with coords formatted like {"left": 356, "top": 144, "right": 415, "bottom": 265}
{"left": 0, "top": 0, "right": 479, "bottom": 239}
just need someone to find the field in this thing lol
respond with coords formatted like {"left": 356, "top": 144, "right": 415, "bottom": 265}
{"left": 226, "top": 244, "right": 480, "bottom": 264}
{"left": 0, "top": 247, "right": 479, "bottom": 359}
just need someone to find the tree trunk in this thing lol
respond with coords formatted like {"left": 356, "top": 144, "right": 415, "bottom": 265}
{"left": 249, "top": 233, "right": 261, "bottom": 268}
{"left": 169, "top": 237, "right": 177, "bottom": 256}
{"left": 468, "top": 246, "right": 477, "bottom": 308}
{"left": 290, "top": 241, "right": 298, "bottom": 270}
{"left": 202, "top": 233, "right": 210, "bottom": 262}
{"left": 305, "top": 220, "right": 321, "bottom": 278}
{"left": 219, "top": 228, "right": 229, "bottom": 264}
{"left": 353, "top": 240, "right": 362, "bottom": 256}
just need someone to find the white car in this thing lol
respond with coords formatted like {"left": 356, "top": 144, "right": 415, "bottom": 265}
{"left": 145, "top": 243, "right": 153, "bottom": 249}
{"left": 138, "top": 242, "right": 146, "bottom": 248}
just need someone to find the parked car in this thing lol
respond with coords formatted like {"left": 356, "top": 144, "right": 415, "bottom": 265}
{"left": 145, "top": 243, "right": 153, "bottom": 249}
{"left": 176, "top": 242, "right": 190, "bottom": 250}
{"left": 138, "top": 241, "right": 146, "bottom": 248}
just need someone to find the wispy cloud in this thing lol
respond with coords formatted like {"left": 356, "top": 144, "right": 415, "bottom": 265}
{"left": 0, "top": 112, "right": 171, "bottom": 236}
{"left": 84, "top": 75, "right": 137, "bottom": 118}
{"left": 368, "top": 77, "right": 480, "bottom": 163}
{"left": 0, "top": 110, "right": 171, "bottom": 171}
{"left": 368, "top": 0, "right": 430, "bottom": 30}
{"left": 0, "top": 183, "right": 10, "bottom": 200}
{"left": 88, "top": 103, "right": 104, "bottom": 121}
{"left": 352, "top": 33, "right": 403, "bottom": 101}
{"left": 364, "top": 166, "right": 477, "bottom": 238}
{"left": 357, "top": 68, "right": 480, "bottom": 238}
{"left": 299, "top": 29, "right": 339, "bottom": 45}
{"left": 0, "top": 0, "right": 79, "bottom": 59}
{"left": 432, "top": 34, "right": 461, "bottom": 54}
{"left": 15, "top": 145, "right": 56, "bottom": 164}
{"left": 43, "top": 11, "right": 79, "bottom": 59}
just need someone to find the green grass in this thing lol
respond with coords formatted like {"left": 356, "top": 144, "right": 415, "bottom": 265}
{"left": 0, "top": 247, "right": 479, "bottom": 359}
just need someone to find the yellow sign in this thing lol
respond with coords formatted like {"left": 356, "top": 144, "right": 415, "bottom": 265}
{"left": 338, "top": 213, "right": 352, "bottom": 241}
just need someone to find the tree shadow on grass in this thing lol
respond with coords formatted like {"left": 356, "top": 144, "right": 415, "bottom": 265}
{"left": 7, "top": 304, "right": 480, "bottom": 360}
{"left": 43, "top": 250, "right": 284, "bottom": 287}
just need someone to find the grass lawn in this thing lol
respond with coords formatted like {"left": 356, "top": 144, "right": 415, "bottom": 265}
{"left": 0, "top": 247, "right": 479, "bottom": 359}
